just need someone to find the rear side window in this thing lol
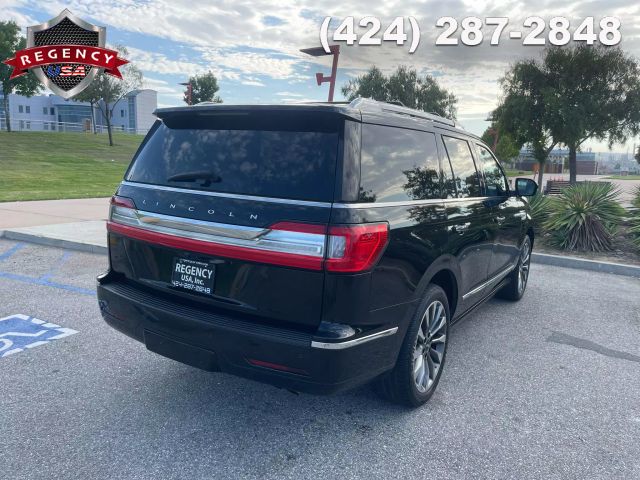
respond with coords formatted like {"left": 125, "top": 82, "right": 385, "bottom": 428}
{"left": 360, "top": 124, "right": 440, "bottom": 203}
{"left": 126, "top": 119, "right": 339, "bottom": 202}
{"left": 442, "top": 136, "right": 481, "bottom": 198}
{"left": 476, "top": 144, "right": 508, "bottom": 196}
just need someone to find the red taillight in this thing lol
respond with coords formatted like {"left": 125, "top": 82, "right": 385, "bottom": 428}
{"left": 107, "top": 197, "right": 388, "bottom": 273}
{"left": 325, "top": 223, "right": 389, "bottom": 273}
{"left": 107, "top": 222, "right": 326, "bottom": 270}
{"left": 110, "top": 195, "right": 135, "bottom": 209}
{"left": 268, "top": 221, "right": 327, "bottom": 235}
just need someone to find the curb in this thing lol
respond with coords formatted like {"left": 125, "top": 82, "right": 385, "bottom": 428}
{"left": 0, "top": 230, "right": 108, "bottom": 255}
{"left": 532, "top": 252, "right": 640, "bottom": 278}
{"left": 2, "top": 229, "right": 639, "bottom": 278}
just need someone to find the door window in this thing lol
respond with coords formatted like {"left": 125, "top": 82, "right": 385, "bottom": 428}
{"left": 441, "top": 136, "right": 481, "bottom": 198}
{"left": 476, "top": 144, "right": 508, "bottom": 196}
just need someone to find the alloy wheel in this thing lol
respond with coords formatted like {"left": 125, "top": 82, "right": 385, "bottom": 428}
{"left": 518, "top": 238, "right": 531, "bottom": 294}
{"left": 413, "top": 300, "right": 447, "bottom": 393}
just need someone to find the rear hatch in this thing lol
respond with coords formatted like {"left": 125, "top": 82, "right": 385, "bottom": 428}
{"left": 108, "top": 107, "right": 345, "bottom": 330}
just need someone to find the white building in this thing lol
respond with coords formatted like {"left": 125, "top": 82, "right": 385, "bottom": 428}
{"left": 0, "top": 89, "right": 158, "bottom": 134}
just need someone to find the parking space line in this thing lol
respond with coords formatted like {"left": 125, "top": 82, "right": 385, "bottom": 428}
{"left": 0, "top": 271, "right": 96, "bottom": 296}
{"left": 39, "top": 251, "right": 73, "bottom": 281}
{"left": 0, "top": 242, "right": 26, "bottom": 261}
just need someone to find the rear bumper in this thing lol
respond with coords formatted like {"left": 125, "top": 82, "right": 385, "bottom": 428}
{"left": 97, "top": 279, "right": 400, "bottom": 394}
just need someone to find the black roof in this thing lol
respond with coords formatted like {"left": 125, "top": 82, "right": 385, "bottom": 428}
{"left": 154, "top": 98, "right": 478, "bottom": 140}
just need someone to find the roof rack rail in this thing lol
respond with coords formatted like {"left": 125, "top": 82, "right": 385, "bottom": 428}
{"left": 348, "top": 98, "right": 456, "bottom": 127}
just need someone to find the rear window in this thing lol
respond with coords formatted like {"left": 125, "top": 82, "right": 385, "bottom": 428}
{"left": 126, "top": 115, "right": 340, "bottom": 202}
{"left": 360, "top": 124, "right": 440, "bottom": 203}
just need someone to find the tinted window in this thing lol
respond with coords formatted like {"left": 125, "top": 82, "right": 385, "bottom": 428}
{"left": 360, "top": 124, "right": 440, "bottom": 202}
{"left": 476, "top": 144, "right": 508, "bottom": 196}
{"left": 442, "top": 136, "right": 481, "bottom": 198}
{"left": 126, "top": 123, "right": 338, "bottom": 202}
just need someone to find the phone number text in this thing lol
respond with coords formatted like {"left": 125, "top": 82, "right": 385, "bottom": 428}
{"left": 319, "top": 16, "right": 621, "bottom": 53}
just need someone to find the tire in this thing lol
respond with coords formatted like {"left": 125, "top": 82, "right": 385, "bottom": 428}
{"left": 375, "top": 284, "right": 450, "bottom": 407}
{"left": 496, "top": 235, "right": 532, "bottom": 301}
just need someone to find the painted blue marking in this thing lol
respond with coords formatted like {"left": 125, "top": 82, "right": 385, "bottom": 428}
{"left": 0, "top": 243, "right": 26, "bottom": 261}
{"left": 0, "top": 314, "right": 78, "bottom": 358}
{"left": 0, "top": 271, "right": 96, "bottom": 296}
{"left": 39, "top": 251, "right": 73, "bottom": 281}
{"left": 0, "top": 246, "right": 94, "bottom": 295}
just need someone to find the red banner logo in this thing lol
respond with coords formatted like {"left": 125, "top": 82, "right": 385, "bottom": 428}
{"left": 3, "top": 45, "right": 128, "bottom": 80}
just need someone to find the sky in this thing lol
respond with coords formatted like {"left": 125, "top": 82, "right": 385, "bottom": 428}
{"left": 1, "top": 0, "right": 639, "bottom": 153}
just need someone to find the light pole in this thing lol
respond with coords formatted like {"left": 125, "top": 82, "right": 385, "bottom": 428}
{"left": 300, "top": 45, "right": 340, "bottom": 102}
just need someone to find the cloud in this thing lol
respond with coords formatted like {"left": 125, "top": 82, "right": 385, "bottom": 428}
{"left": 242, "top": 80, "right": 266, "bottom": 86}
{"left": 196, "top": 48, "right": 304, "bottom": 80}
{"left": 126, "top": 47, "right": 207, "bottom": 76}
{"left": 3, "top": 0, "right": 639, "bottom": 151}
{"left": 143, "top": 77, "right": 182, "bottom": 94}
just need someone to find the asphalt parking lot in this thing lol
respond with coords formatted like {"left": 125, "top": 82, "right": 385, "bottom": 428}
{"left": 1, "top": 238, "right": 639, "bottom": 480}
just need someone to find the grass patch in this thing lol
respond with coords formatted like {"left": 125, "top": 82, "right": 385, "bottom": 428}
{"left": 504, "top": 169, "right": 534, "bottom": 177}
{"left": 604, "top": 175, "right": 640, "bottom": 180}
{"left": 0, "top": 131, "right": 143, "bottom": 202}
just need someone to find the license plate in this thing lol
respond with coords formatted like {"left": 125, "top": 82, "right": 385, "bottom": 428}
{"left": 171, "top": 257, "right": 215, "bottom": 295}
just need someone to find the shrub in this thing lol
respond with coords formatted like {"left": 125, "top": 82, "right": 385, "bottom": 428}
{"left": 527, "top": 193, "right": 551, "bottom": 234}
{"left": 632, "top": 186, "right": 640, "bottom": 209}
{"left": 630, "top": 186, "right": 640, "bottom": 249}
{"left": 544, "top": 182, "right": 625, "bottom": 252}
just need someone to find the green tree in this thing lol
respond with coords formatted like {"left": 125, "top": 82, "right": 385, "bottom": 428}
{"left": 635, "top": 145, "right": 640, "bottom": 165}
{"left": 185, "top": 71, "right": 222, "bottom": 104}
{"left": 0, "top": 20, "right": 42, "bottom": 132}
{"left": 73, "top": 79, "right": 101, "bottom": 134}
{"left": 542, "top": 45, "right": 640, "bottom": 184}
{"left": 493, "top": 60, "right": 557, "bottom": 187}
{"left": 87, "top": 46, "right": 143, "bottom": 146}
{"left": 481, "top": 125, "right": 520, "bottom": 165}
{"left": 341, "top": 65, "right": 457, "bottom": 120}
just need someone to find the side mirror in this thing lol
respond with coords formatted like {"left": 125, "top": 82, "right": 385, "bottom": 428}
{"left": 515, "top": 178, "right": 538, "bottom": 197}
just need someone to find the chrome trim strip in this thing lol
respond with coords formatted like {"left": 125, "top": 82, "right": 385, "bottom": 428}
{"left": 462, "top": 263, "right": 516, "bottom": 300}
{"left": 136, "top": 210, "right": 268, "bottom": 240}
{"left": 110, "top": 207, "right": 326, "bottom": 257}
{"left": 310, "top": 327, "right": 398, "bottom": 350}
{"left": 120, "top": 181, "right": 333, "bottom": 208}
{"left": 332, "top": 197, "right": 490, "bottom": 209}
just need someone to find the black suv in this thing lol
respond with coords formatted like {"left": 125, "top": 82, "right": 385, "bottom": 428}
{"left": 97, "top": 98, "right": 537, "bottom": 406}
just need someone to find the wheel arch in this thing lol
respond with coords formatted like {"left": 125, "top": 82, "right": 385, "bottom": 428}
{"left": 526, "top": 226, "right": 535, "bottom": 248}
{"left": 414, "top": 254, "right": 462, "bottom": 319}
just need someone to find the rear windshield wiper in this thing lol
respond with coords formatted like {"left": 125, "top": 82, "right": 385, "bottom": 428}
{"left": 167, "top": 171, "right": 222, "bottom": 187}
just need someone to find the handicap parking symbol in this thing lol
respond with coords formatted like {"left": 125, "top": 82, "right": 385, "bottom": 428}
{"left": 0, "top": 314, "right": 77, "bottom": 358}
